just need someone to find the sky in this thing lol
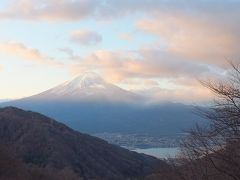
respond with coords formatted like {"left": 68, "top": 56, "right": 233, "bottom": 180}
{"left": 0, "top": 0, "right": 240, "bottom": 104}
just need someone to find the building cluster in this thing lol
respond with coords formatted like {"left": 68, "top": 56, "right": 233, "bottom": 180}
{"left": 94, "top": 133, "right": 186, "bottom": 149}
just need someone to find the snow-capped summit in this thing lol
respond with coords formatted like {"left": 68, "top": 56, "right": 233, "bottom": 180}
{"left": 66, "top": 72, "right": 106, "bottom": 90}
{"left": 28, "top": 72, "right": 140, "bottom": 103}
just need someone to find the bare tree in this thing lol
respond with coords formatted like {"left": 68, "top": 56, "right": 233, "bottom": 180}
{"left": 175, "top": 62, "right": 240, "bottom": 180}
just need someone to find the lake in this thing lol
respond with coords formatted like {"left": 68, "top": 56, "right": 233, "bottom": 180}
{"left": 132, "top": 147, "right": 180, "bottom": 159}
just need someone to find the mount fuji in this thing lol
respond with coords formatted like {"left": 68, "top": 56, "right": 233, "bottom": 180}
{"left": 1, "top": 73, "right": 204, "bottom": 135}
{"left": 30, "top": 72, "right": 141, "bottom": 103}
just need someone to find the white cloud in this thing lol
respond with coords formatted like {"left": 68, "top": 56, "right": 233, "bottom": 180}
{"left": 134, "top": 85, "right": 213, "bottom": 104}
{"left": 70, "top": 30, "right": 102, "bottom": 45}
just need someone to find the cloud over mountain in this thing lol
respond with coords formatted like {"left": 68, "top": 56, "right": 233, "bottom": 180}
{"left": 71, "top": 49, "right": 210, "bottom": 82}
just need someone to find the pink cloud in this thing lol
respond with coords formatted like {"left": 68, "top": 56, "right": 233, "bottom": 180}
{"left": 137, "top": 13, "right": 240, "bottom": 66}
{"left": 0, "top": 41, "right": 62, "bottom": 67}
{"left": 70, "top": 49, "right": 210, "bottom": 83}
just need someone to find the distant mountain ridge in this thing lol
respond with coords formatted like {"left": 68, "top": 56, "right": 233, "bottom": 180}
{"left": 1, "top": 73, "right": 205, "bottom": 136}
{"left": 0, "top": 107, "right": 165, "bottom": 179}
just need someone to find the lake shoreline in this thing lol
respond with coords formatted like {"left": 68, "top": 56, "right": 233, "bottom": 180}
{"left": 130, "top": 147, "right": 180, "bottom": 159}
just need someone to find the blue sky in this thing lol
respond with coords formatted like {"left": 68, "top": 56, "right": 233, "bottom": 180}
{"left": 0, "top": 0, "right": 240, "bottom": 103}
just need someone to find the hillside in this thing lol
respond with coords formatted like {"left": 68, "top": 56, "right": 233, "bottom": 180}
{"left": 0, "top": 107, "right": 166, "bottom": 180}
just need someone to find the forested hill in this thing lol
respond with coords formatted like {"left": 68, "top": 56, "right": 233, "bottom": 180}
{"left": 0, "top": 107, "right": 166, "bottom": 180}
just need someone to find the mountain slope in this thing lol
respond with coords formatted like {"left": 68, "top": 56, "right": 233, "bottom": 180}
{"left": 1, "top": 73, "right": 205, "bottom": 136}
{"left": 0, "top": 107, "right": 165, "bottom": 179}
